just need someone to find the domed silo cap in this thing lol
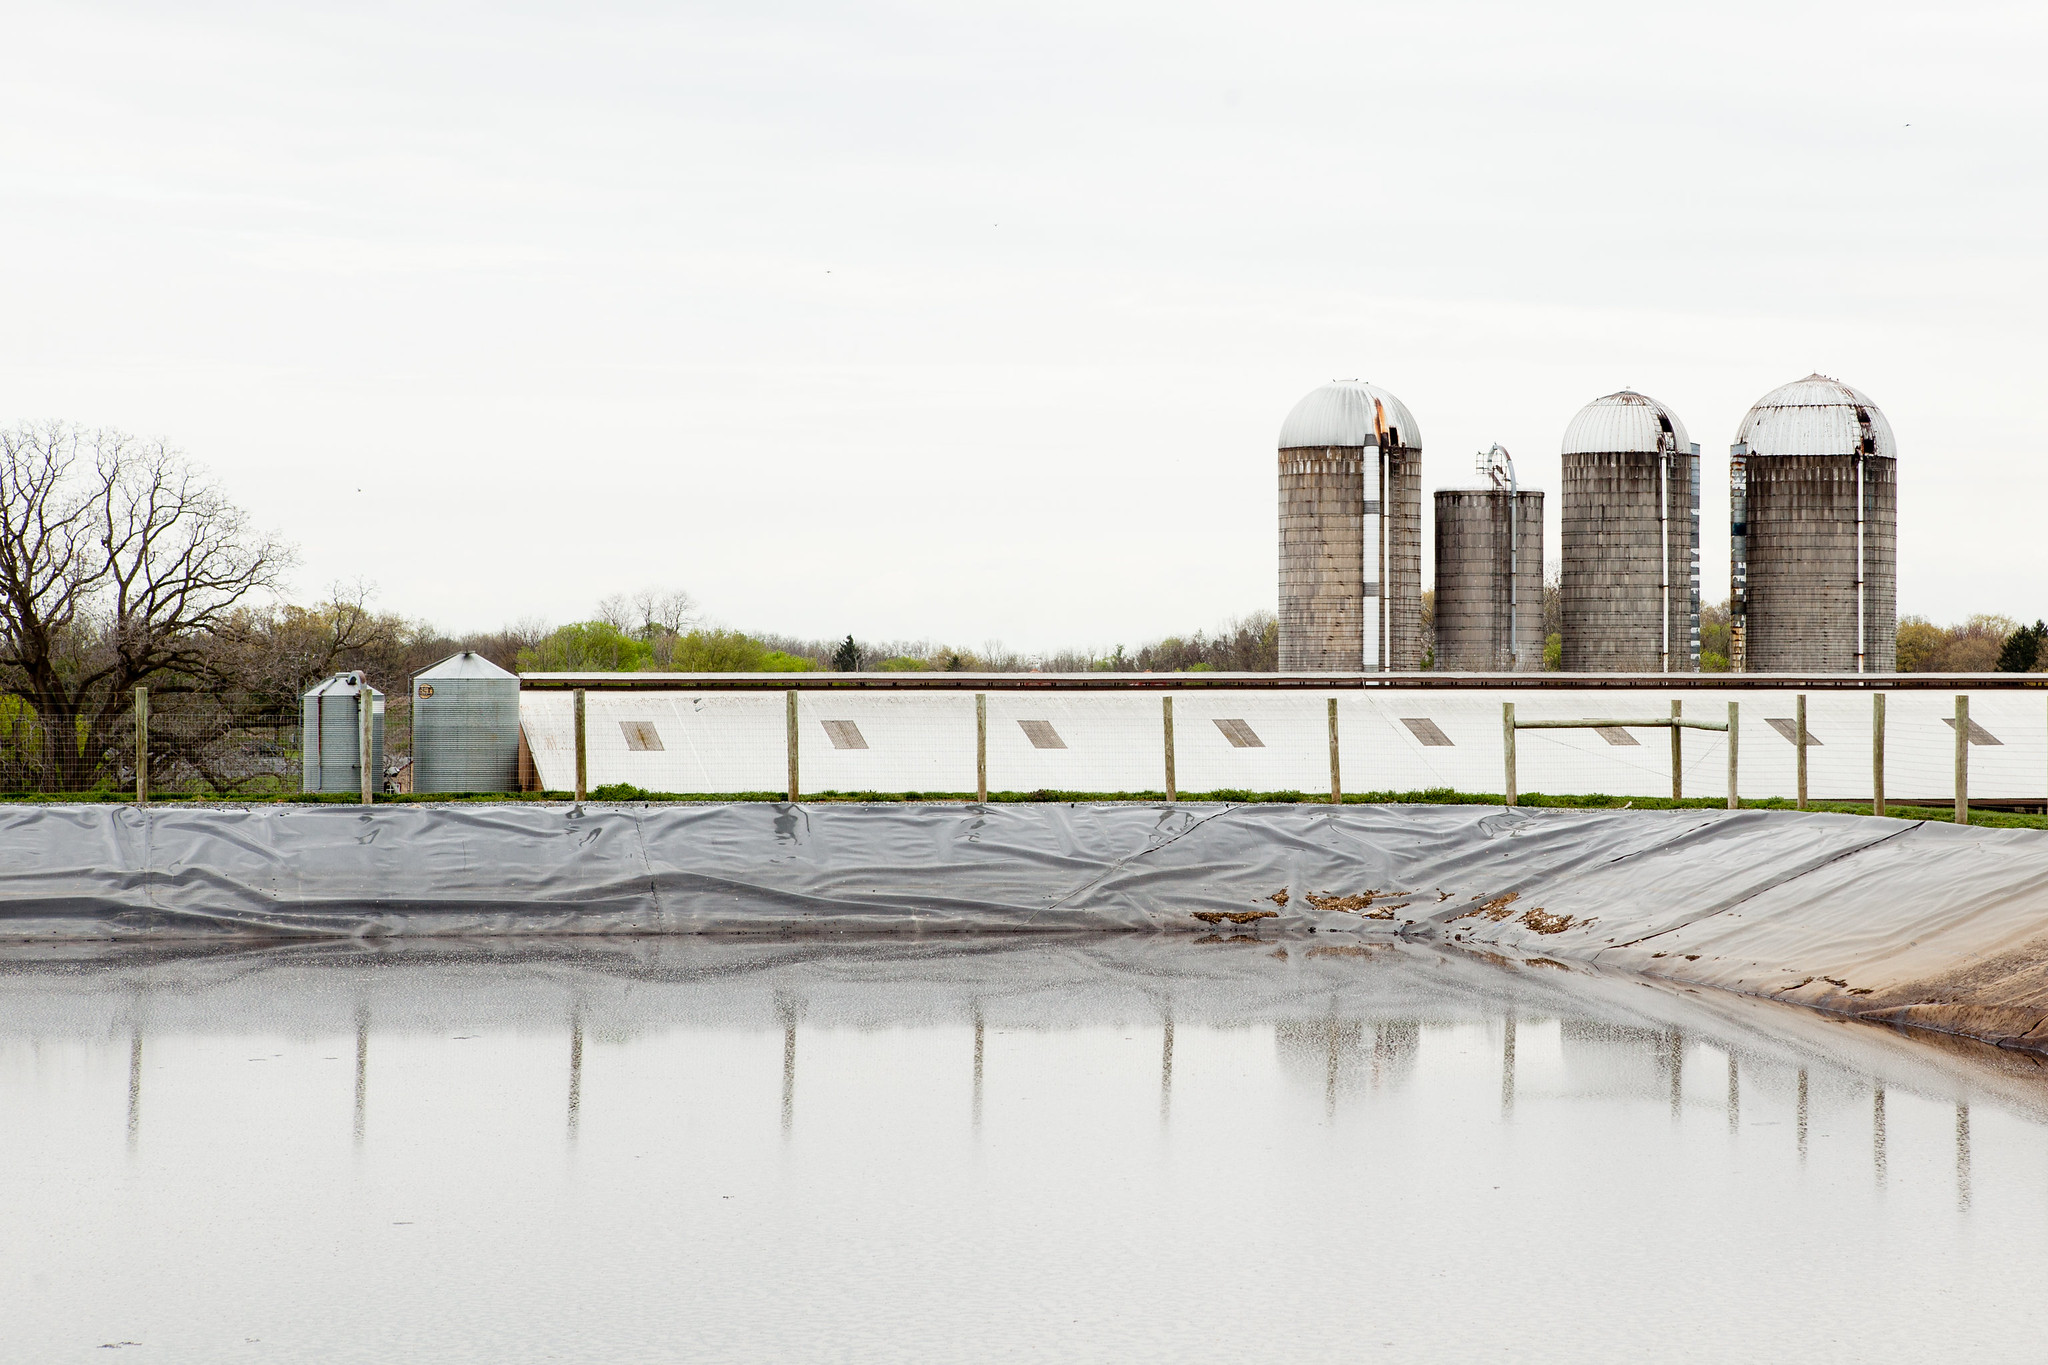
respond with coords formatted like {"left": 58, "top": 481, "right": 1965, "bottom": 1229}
{"left": 1278, "top": 380, "right": 1422, "bottom": 451}
{"left": 1561, "top": 390, "right": 1692, "bottom": 455}
{"left": 1737, "top": 374, "right": 1896, "bottom": 458}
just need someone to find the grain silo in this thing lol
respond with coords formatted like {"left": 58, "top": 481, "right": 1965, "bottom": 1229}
{"left": 1559, "top": 390, "right": 1701, "bottom": 672}
{"left": 1434, "top": 452, "right": 1543, "bottom": 671}
{"left": 412, "top": 651, "right": 520, "bottom": 793}
{"left": 301, "top": 672, "right": 384, "bottom": 794}
{"left": 1277, "top": 380, "right": 1423, "bottom": 671}
{"left": 1730, "top": 374, "right": 1897, "bottom": 672}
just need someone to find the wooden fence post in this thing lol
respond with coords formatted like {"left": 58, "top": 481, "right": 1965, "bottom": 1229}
{"left": 976, "top": 692, "right": 987, "bottom": 804}
{"left": 1502, "top": 702, "right": 1517, "bottom": 807}
{"left": 573, "top": 688, "right": 587, "bottom": 804}
{"left": 1872, "top": 692, "right": 1886, "bottom": 817}
{"left": 1670, "top": 698, "right": 1682, "bottom": 802}
{"left": 1955, "top": 694, "right": 1969, "bottom": 825}
{"left": 784, "top": 689, "right": 798, "bottom": 803}
{"left": 1726, "top": 701, "right": 1739, "bottom": 810}
{"left": 1794, "top": 692, "right": 1807, "bottom": 811}
{"left": 1327, "top": 697, "right": 1341, "bottom": 805}
{"left": 1162, "top": 696, "right": 1176, "bottom": 802}
{"left": 360, "top": 682, "right": 376, "bottom": 805}
{"left": 134, "top": 686, "right": 149, "bottom": 806}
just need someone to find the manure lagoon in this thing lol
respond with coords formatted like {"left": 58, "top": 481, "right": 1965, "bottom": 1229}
{"left": 4, "top": 937, "right": 2045, "bottom": 1363}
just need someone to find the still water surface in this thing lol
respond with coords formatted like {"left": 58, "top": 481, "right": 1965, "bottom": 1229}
{"left": 3, "top": 937, "right": 2045, "bottom": 1362}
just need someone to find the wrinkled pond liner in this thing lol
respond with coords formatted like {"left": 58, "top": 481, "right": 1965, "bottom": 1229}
{"left": 4, "top": 800, "right": 2046, "bottom": 1052}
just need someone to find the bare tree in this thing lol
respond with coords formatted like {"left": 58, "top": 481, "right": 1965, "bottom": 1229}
{"left": 0, "top": 424, "right": 291, "bottom": 790}
{"left": 632, "top": 586, "right": 698, "bottom": 637}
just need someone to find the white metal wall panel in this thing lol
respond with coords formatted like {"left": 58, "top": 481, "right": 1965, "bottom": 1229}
{"left": 796, "top": 691, "right": 976, "bottom": 792}
{"left": 519, "top": 688, "right": 2048, "bottom": 803}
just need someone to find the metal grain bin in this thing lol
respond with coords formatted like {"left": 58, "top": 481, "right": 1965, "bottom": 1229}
{"left": 1730, "top": 374, "right": 1897, "bottom": 673}
{"left": 1277, "top": 380, "right": 1424, "bottom": 671}
{"left": 301, "top": 673, "right": 385, "bottom": 794}
{"left": 411, "top": 651, "right": 520, "bottom": 793}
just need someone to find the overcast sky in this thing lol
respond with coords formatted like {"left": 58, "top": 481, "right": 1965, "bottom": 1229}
{"left": 4, "top": 0, "right": 2043, "bottom": 652}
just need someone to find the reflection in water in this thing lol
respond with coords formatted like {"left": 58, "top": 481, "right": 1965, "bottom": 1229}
{"left": 1500, "top": 1014, "right": 1516, "bottom": 1117}
{"left": 1796, "top": 1068, "right": 1809, "bottom": 1161}
{"left": 1957, "top": 1102, "right": 1972, "bottom": 1211}
{"left": 7, "top": 938, "right": 2047, "bottom": 1364}
{"left": 353, "top": 1007, "right": 368, "bottom": 1148}
{"left": 778, "top": 998, "right": 798, "bottom": 1138}
{"left": 567, "top": 1011, "right": 584, "bottom": 1143}
{"left": 971, "top": 1010, "right": 984, "bottom": 1135}
{"left": 125, "top": 1028, "right": 142, "bottom": 1154}
{"left": 1159, "top": 1015, "right": 1174, "bottom": 1125}
{"left": 1372, "top": 1019, "right": 1419, "bottom": 1090}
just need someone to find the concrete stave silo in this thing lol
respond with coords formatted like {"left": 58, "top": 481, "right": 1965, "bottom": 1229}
{"left": 1559, "top": 390, "right": 1701, "bottom": 672}
{"left": 1276, "top": 380, "right": 1423, "bottom": 671}
{"left": 1434, "top": 486, "right": 1544, "bottom": 671}
{"left": 412, "top": 651, "right": 521, "bottom": 793}
{"left": 1730, "top": 374, "right": 1897, "bottom": 673}
{"left": 301, "top": 672, "right": 384, "bottom": 794}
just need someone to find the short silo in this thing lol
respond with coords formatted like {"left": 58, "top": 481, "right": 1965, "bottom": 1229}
{"left": 1559, "top": 390, "right": 1701, "bottom": 672}
{"left": 1277, "top": 380, "right": 1424, "bottom": 671}
{"left": 1730, "top": 374, "right": 1897, "bottom": 672}
{"left": 412, "top": 651, "right": 521, "bottom": 794}
{"left": 301, "top": 672, "right": 384, "bottom": 794}
{"left": 1434, "top": 486, "right": 1544, "bottom": 671}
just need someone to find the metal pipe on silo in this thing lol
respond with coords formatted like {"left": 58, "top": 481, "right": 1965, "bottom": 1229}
{"left": 1731, "top": 375, "right": 1897, "bottom": 672}
{"left": 1560, "top": 391, "right": 1700, "bottom": 673}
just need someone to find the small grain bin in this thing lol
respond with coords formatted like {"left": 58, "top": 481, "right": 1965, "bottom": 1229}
{"left": 1730, "top": 374, "right": 1897, "bottom": 673}
{"left": 301, "top": 672, "right": 385, "bottom": 794}
{"left": 410, "top": 651, "right": 521, "bottom": 793}
{"left": 1277, "top": 380, "right": 1424, "bottom": 671}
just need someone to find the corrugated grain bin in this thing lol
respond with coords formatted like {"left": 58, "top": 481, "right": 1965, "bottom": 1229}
{"left": 1559, "top": 390, "right": 1701, "bottom": 672}
{"left": 1434, "top": 488, "right": 1544, "bottom": 671}
{"left": 301, "top": 673, "right": 384, "bottom": 794}
{"left": 1276, "top": 380, "right": 1424, "bottom": 671}
{"left": 1730, "top": 375, "right": 1897, "bottom": 673}
{"left": 411, "top": 651, "right": 520, "bottom": 793}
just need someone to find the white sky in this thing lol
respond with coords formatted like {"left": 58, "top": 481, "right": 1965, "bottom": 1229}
{"left": 4, "top": 0, "right": 2043, "bottom": 652}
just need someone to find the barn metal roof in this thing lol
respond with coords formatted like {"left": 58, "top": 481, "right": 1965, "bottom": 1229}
{"left": 1561, "top": 390, "right": 1693, "bottom": 456}
{"left": 1277, "top": 381, "right": 1421, "bottom": 451}
{"left": 1736, "top": 374, "right": 1898, "bottom": 459}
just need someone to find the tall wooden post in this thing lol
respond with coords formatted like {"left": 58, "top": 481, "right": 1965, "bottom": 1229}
{"left": 1954, "top": 694, "right": 1969, "bottom": 825}
{"left": 1872, "top": 692, "right": 1887, "bottom": 817}
{"left": 784, "top": 690, "right": 798, "bottom": 803}
{"left": 359, "top": 683, "right": 376, "bottom": 805}
{"left": 1162, "top": 696, "right": 1176, "bottom": 802}
{"left": 1794, "top": 693, "right": 1808, "bottom": 811}
{"left": 1726, "top": 702, "right": 1739, "bottom": 810}
{"left": 1327, "top": 697, "right": 1341, "bottom": 805}
{"left": 1502, "top": 702, "right": 1517, "bottom": 807}
{"left": 975, "top": 693, "right": 987, "bottom": 804}
{"left": 134, "top": 686, "right": 149, "bottom": 805}
{"left": 1670, "top": 698, "right": 1682, "bottom": 802}
{"left": 573, "top": 688, "right": 587, "bottom": 803}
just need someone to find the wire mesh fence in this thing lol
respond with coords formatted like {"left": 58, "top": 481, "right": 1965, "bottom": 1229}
{"left": 2, "top": 679, "right": 2043, "bottom": 814}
